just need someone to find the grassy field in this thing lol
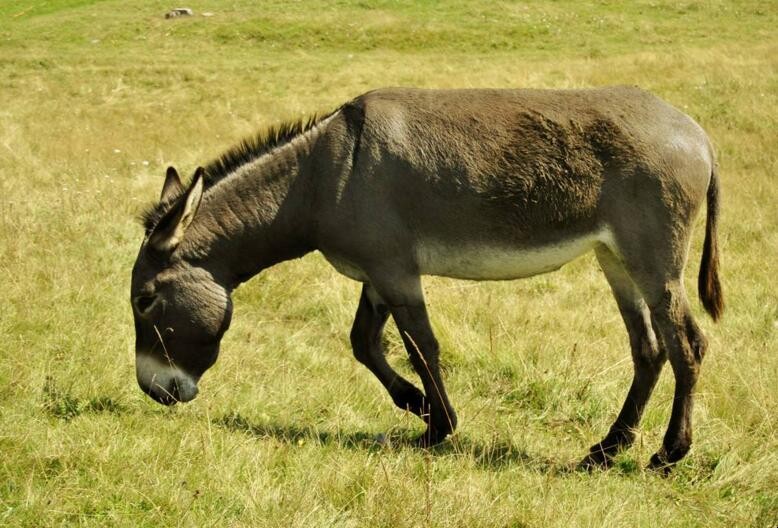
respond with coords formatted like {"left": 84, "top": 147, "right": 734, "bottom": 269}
{"left": 1, "top": 1, "right": 777, "bottom": 526}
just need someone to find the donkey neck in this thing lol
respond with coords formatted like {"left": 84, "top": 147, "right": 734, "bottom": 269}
{"left": 182, "top": 128, "right": 325, "bottom": 288}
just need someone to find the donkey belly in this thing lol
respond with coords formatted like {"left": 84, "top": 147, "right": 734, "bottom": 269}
{"left": 416, "top": 227, "right": 612, "bottom": 280}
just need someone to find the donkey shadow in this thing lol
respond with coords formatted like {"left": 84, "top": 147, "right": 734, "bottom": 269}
{"left": 215, "top": 412, "right": 572, "bottom": 474}
{"left": 216, "top": 411, "right": 380, "bottom": 448}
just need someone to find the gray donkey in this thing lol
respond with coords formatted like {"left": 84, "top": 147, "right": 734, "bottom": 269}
{"left": 131, "top": 87, "right": 722, "bottom": 470}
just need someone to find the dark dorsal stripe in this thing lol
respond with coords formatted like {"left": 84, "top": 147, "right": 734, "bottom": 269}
{"left": 139, "top": 109, "right": 338, "bottom": 233}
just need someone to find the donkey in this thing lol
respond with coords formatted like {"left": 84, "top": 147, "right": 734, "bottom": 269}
{"left": 131, "top": 87, "right": 723, "bottom": 469}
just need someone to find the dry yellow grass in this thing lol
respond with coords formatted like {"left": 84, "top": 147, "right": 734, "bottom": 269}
{"left": 0, "top": 1, "right": 776, "bottom": 526}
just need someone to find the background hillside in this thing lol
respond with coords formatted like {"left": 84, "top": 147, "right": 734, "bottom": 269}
{"left": 0, "top": 1, "right": 776, "bottom": 526}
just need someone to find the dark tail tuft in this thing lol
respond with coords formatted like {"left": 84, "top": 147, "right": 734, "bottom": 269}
{"left": 698, "top": 164, "right": 724, "bottom": 321}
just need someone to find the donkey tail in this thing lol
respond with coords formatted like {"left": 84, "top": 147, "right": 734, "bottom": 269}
{"left": 698, "top": 162, "right": 724, "bottom": 321}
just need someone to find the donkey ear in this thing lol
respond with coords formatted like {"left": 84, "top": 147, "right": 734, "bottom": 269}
{"left": 160, "top": 166, "right": 184, "bottom": 202}
{"left": 149, "top": 167, "right": 205, "bottom": 252}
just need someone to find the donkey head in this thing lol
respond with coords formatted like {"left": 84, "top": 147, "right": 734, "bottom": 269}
{"left": 131, "top": 167, "right": 232, "bottom": 405}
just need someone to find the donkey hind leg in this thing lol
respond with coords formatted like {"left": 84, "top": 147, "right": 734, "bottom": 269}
{"left": 616, "top": 237, "right": 708, "bottom": 471}
{"left": 580, "top": 247, "right": 667, "bottom": 469}
{"left": 350, "top": 283, "right": 427, "bottom": 417}
{"left": 644, "top": 282, "right": 707, "bottom": 471}
{"left": 370, "top": 273, "right": 457, "bottom": 447}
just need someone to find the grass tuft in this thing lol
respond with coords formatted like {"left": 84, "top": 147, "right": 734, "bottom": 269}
{"left": 43, "top": 376, "right": 127, "bottom": 420}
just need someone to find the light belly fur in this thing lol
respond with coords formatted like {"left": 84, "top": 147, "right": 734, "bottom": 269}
{"left": 325, "top": 227, "right": 616, "bottom": 282}
{"left": 417, "top": 227, "right": 615, "bottom": 280}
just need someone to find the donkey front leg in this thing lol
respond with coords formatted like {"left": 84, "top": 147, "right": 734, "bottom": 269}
{"left": 371, "top": 274, "right": 458, "bottom": 446}
{"left": 350, "top": 283, "right": 427, "bottom": 417}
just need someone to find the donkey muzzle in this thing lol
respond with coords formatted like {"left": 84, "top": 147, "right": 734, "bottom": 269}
{"left": 136, "top": 353, "right": 199, "bottom": 405}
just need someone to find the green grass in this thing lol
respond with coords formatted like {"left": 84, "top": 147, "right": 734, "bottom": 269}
{"left": 1, "top": 1, "right": 777, "bottom": 526}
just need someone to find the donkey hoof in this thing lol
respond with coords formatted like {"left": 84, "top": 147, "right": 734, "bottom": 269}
{"left": 578, "top": 450, "right": 614, "bottom": 471}
{"left": 413, "top": 427, "right": 449, "bottom": 448}
{"left": 647, "top": 444, "right": 689, "bottom": 474}
{"left": 647, "top": 452, "right": 675, "bottom": 475}
{"left": 578, "top": 437, "right": 625, "bottom": 470}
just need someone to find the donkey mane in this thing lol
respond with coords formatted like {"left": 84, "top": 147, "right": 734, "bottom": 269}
{"left": 139, "top": 109, "right": 338, "bottom": 233}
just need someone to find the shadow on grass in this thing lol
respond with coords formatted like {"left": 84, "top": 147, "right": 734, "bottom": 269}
{"left": 431, "top": 435, "right": 566, "bottom": 474}
{"left": 215, "top": 411, "right": 383, "bottom": 449}
{"left": 215, "top": 411, "right": 571, "bottom": 474}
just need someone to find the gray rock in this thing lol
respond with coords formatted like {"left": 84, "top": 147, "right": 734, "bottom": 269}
{"left": 165, "top": 8, "right": 193, "bottom": 19}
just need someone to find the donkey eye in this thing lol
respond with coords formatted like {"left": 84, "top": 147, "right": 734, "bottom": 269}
{"left": 134, "top": 295, "right": 157, "bottom": 315}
